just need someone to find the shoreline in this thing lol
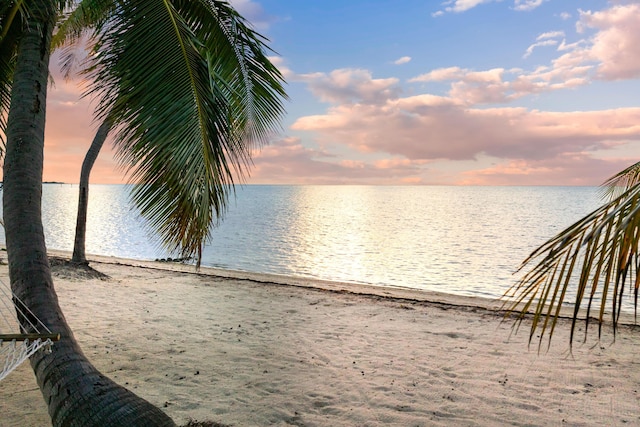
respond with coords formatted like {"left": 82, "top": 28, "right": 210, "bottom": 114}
{"left": 81, "top": 251, "right": 506, "bottom": 309}
{"left": 2, "top": 250, "right": 640, "bottom": 426}
{"left": 65, "top": 249, "right": 638, "bottom": 325}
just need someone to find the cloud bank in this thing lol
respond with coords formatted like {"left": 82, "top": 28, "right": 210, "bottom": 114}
{"left": 249, "top": 3, "right": 640, "bottom": 185}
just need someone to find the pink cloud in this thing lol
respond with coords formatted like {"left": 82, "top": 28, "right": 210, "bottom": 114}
{"left": 293, "top": 97, "right": 640, "bottom": 162}
{"left": 248, "top": 136, "right": 428, "bottom": 184}
{"left": 410, "top": 61, "right": 593, "bottom": 105}
{"left": 459, "top": 154, "right": 635, "bottom": 186}
{"left": 297, "top": 69, "right": 401, "bottom": 105}
{"left": 579, "top": 4, "right": 640, "bottom": 80}
{"left": 409, "top": 66, "right": 466, "bottom": 83}
{"left": 411, "top": 4, "right": 640, "bottom": 105}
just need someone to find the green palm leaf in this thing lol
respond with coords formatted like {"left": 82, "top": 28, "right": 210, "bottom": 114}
{"left": 51, "top": 0, "right": 118, "bottom": 78}
{"left": 601, "top": 161, "right": 640, "bottom": 198}
{"left": 0, "top": 1, "right": 25, "bottom": 147}
{"left": 505, "top": 179, "right": 640, "bottom": 346}
{"left": 52, "top": 0, "right": 117, "bottom": 48}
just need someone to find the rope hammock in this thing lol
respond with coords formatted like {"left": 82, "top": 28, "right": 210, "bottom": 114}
{"left": 0, "top": 277, "right": 59, "bottom": 381}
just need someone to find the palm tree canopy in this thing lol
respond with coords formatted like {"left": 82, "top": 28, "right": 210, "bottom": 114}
{"left": 55, "top": 0, "right": 287, "bottom": 266}
{"left": 505, "top": 161, "right": 640, "bottom": 347}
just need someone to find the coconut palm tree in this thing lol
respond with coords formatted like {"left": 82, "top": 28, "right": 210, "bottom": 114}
{"left": 1, "top": 0, "right": 285, "bottom": 425}
{"left": 505, "top": 163, "right": 640, "bottom": 346}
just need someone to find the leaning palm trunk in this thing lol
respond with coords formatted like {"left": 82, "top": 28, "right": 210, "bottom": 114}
{"left": 3, "top": 4, "right": 174, "bottom": 426}
{"left": 72, "top": 119, "right": 111, "bottom": 265}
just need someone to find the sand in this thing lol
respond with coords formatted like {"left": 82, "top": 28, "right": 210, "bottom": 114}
{"left": 1, "top": 252, "right": 640, "bottom": 427}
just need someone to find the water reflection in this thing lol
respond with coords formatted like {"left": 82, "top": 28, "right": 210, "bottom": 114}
{"left": 18, "top": 184, "right": 165, "bottom": 261}
{"left": 203, "top": 186, "right": 603, "bottom": 302}
{"left": 289, "top": 186, "right": 378, "bottom": 281}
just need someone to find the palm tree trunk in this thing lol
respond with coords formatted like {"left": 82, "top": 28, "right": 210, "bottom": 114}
{"left": 72, "top": 119, "right": 111, "bottom": 265}
{"left": 3, "top": 3, "right": 175, "bottom": 426}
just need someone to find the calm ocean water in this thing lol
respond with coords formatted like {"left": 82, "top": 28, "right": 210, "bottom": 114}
{"left": 1, "top": 184, "right": 620, "bottom": 307}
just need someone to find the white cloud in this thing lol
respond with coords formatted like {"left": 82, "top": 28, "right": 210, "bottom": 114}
{"left": 434, "top": 0, "right": 547, "bottom": 15}
{"left": 228, "top": 0, "right": 278, "bottom": 30}
{"left": 513, "top": 0, "right": 547, "bottom": 12}
{"left": 409, "top": 59, "right": 593, "bottom": 105}
{"left": 409, "top": 67, "right": 466, "bottom": 83}
{"left": 297, "top": 69, "right": 401, "bottom": 105}
{"left": 578, "top": 4, "right": 640, "bottom": 80}
{"left": 559, "top": 12, "right": 572, "bottom": 20}
{"left": 557, "top": 39, "right": 584, "bottom": 52}
{"left": 523, "top": 39, "right": 558, "bottom": 58}
{"left": 394, "top": 56, "right": 412, "bottom": 65}
{"left": 411, "top": 4, "right": 640, "bottom": 104}
{"left": 268, "top": 56, "right": 294, "bottom": 80}
{"left": 523, "top": 31, "right": 564, "bottom": 58}
{"left": 537, "top": 31, "right": 565, "bottom": 41}
{"left": 446, "top": 0, "right": 495, "bottom": 13}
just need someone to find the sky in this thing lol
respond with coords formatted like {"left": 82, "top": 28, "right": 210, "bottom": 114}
{"left": 42, "top": 0, "right": 640, "bottom": 185}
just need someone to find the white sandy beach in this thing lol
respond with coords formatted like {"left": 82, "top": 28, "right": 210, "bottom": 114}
{"left": 1, "top": 252, "right": 640, "bottom": 426}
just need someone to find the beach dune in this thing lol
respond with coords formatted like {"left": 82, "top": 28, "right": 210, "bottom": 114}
{"left": 1, "top": 254, "right": 639, "bottom": 426}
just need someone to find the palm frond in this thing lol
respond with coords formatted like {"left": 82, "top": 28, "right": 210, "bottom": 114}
{"left": 85, "top": 0, "right": 286, "bottom": 266}
{"left": 504, "top": 182, "right": 640, "bottom": 346}
{"left": 0, "top": 0, "right": 25, "bottom": 149}
{"left": 52, "top": 0, "right": 117, "bottom": 48}
{"left": 51, "top": 0, "right": 118, "bottom": 78}
{"left": 601, "top": 161, "right": 640, "bottom": 200}
{"left": 174, "top": 0, "right": 287, "bottom": 175}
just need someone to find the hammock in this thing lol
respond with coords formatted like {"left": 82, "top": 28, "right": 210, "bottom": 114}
{"left": 0, "top": 277, "right": 59, "bottom": 381}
